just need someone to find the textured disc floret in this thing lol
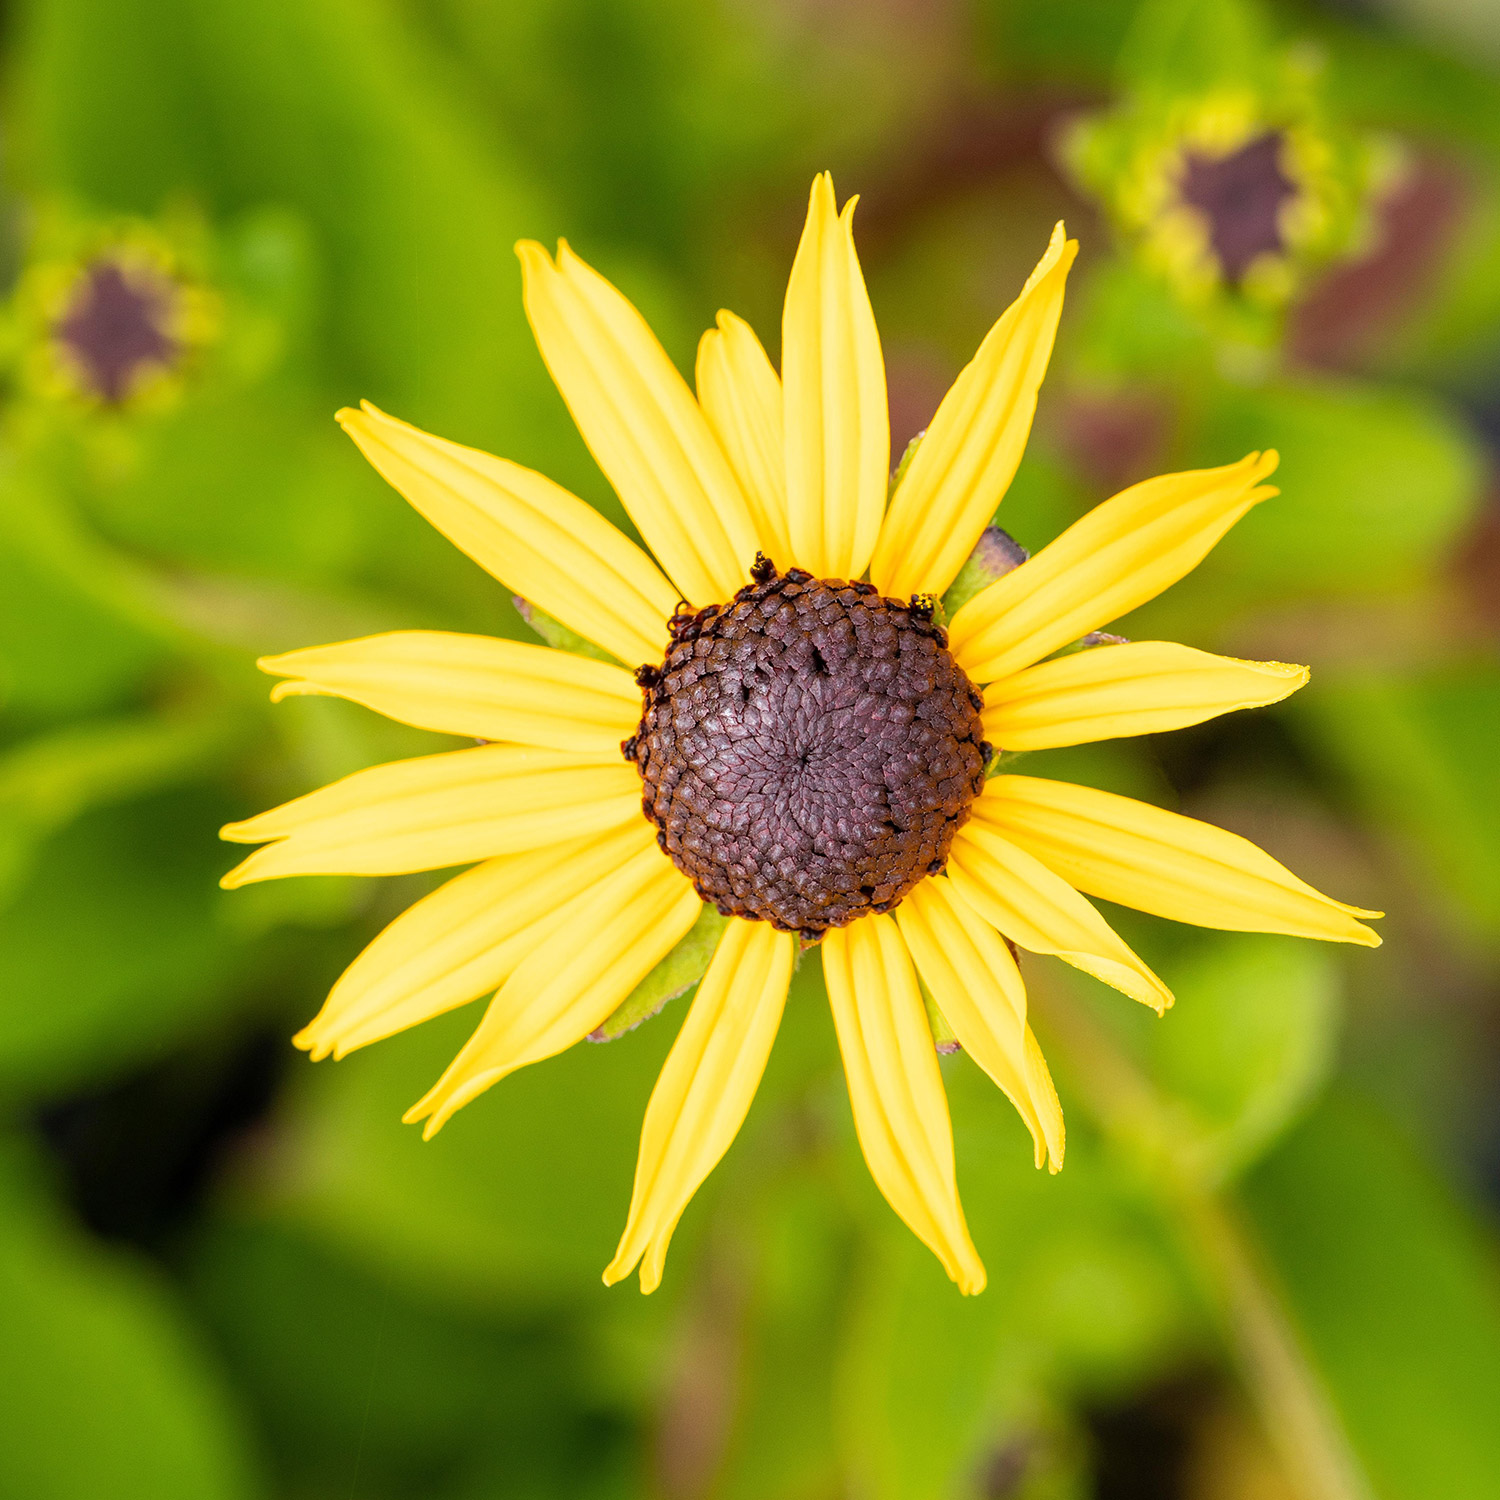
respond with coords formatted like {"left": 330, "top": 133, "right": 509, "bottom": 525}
{"left": 628, "top": 560, "right": 991, "bottom": 937}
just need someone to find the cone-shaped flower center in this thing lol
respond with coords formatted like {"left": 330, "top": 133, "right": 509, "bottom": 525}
{"left": 629, "top": 559, "right": 990, "bottom": 938}
{"left": 54, "top": 257, "right": 178, "bottom": 404}
{"left": 1178, "top": 130, "right": 1296, "bottom": 284}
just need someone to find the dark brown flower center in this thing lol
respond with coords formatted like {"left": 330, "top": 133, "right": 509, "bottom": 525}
{"left": 1178, "top": 130, "right": 1296, "bottom": 284}
{"left": 626, "top": 559, "right": 990, "bottom": 939}
{"left": 54, "top": 257, "right": 178, "bottom": 404}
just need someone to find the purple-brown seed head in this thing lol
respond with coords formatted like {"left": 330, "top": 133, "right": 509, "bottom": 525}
{"left": 628, "top": 563, "right": 990, "bottom": 937}
{"left": 53, "top": 257, "right": 179, "bottom": 404}
{"left": 1178, "top": 130, "right": 1297, "bottom": 285}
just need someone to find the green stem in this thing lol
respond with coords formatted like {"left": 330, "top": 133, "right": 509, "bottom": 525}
{"left": 1036, "top": 986, "right": 1372, "bottom": 1500}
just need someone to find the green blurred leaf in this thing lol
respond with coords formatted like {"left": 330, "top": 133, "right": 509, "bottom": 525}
{"left": 1145, "top": 935, "right": 1340, "bottom": 1182}
{"left": 0, "top": 712, "right": 226, "bottom": 906}
{"left": 0, "top": 1140, "right": 260, "bottom": 1500}
{"left": 1292, "top": 661, "right": 1500, "bottom": 937}
{"left": 1242, "top": 1091, "right": 1500, "bottom": 1500}
{"left": 1190, "top": 377, "right": 1482, "bottom": 598}
{"left": 0, "top": 788, "right": 244, "bottom": 1095}
{"left": 0, "top": 468, "right": 175, "bottom": 723}
{"left": 981, "top": 0, "right": 1137, "bottom": 85}
{"left": 274, "top": 1001, "right": 682, "bottom": 1311}
{"left": 835, "top": 1066, "right": 1198, "bottom": 1500}
{"left": 1065, "top": 261, "right": 1214, "bottom": 385}
{"left": 1116, "top": 0, "right": 1273, "bottom": 95}
{"left": 189, "top": 1212, "right": 633, "bottom": 1499}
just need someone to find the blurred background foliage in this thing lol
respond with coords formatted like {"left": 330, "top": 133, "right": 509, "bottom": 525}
{"left": 0, "top": 0, "right": 1498, "bottom": 1495}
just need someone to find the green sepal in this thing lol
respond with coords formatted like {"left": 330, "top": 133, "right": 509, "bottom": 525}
{"left": 512, "top": 596, "right": 624, "bottom": 668}
{"left": 588, "top": 904, "right": 729, "bottom": 1042}
{"left": 940, "top": 526, "right": 1030, "bottom": 619}
{"left": 916, "top": 971, "right": 960, "bottom": 1054}
{"left": 941, "top": 554, "right": 993, "bottom": 620}
{"left": 888, "top": 431, "right": 924, "bottom": 497}
{"left": 985, "top": 748, "right": 1030, "bottom": 781}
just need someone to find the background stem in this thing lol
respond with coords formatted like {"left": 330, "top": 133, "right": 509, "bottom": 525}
{"left": 1037, "top": 984, "right": 1373, "bottom": 1500}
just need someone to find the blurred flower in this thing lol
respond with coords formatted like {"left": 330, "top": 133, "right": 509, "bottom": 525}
{"left": 1063, "top": 23, "right": 1391, "bottom": 341}
{"left": 220, "top": 174, "right": 1379, "bottom": 1295}
{"left": 6, "top": 208, "right": 219, "bottom": 411}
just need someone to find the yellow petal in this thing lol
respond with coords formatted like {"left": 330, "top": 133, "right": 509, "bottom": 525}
{"left": 294, "top": 822, "right": 655, "bottom": 1061}
{"left": 897, "top": 878, "right": 1064, "bottom": 1171}
{"left": 976, "top": 775, "right": 1382, "bottom": 945}
{"left": 339, "top": 403, "right": 675, "bottom": 667}
{"left": 871, "top": 224, "right": 1077, "bottom": 599}
{"left": 219, "top": 746, "right": 641, "bottom": 885}
{"left": 261, "top": 630, "right": 641, "bottom": 754}
{"left": 518, "top": 240, "right": 758, "bottom": 605}
{"left": 983, "top": 641, "right": 1308, "bottom": 751}
{"left": 782, "top": 174, "right": 889, "bottom": 581}
{"left": 823, "top": 916, "right": 986, "bottom": 1294}
{"left": 404, "top": 846, "right": 700, "bottom": 1136}
{"left": 949, "top": 452, "right": 1280, "bottom": 684}
{"left": 605, "top": 919, "right": 794, "bottom": 1293}
{"left": 947, "top": 819, "right": 1173, "bottom": 1012}
{"left": 696, "top": 311, "right": 792, "bottom": 567}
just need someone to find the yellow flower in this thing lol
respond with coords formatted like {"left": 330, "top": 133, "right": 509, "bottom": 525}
{"left": 220, "top": 174, "right": 1380, "bottom": 1296}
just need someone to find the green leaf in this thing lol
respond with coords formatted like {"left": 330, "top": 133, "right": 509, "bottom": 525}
{"left": 0, "top": 1140, "right": 260, "bottom": 1500}
{"left": 0, "top": 788, "right": 244, "bottom": 1096}
{"left": 188, "top": 1212, "right": 633, "bottom": 1498}
{"left": 0, "top": 468, "right": 175, "bottom": 723}
{"left": 1291, "top": 662, "right": 1500, "bottom": 938}
{"left": 1189, "top": 377, "right": 1482, "bottom": 598}
{"left": 590, "top": 902, "right": 725, "bottom": 1043}
{"left": 1242, "top": 1091, "right": 1500, "bottom": 1500}
{"left": 835, "top": 1068, "right": 1198, "bottom": 1500}
{"left": 272, "top": 1002, "right": 686, "bottom": 1312}
{"left": 1116, "top": 0, "right": 1273, "bottom": 95}
{"left": 1144, "top": 934, "right": 1340, "bottom": 1182}
{"left": 979, "top": 0, "right": 1137, "bottom": 84}
{"left": 0, "top": 712, "right": 226, "bottom": 907}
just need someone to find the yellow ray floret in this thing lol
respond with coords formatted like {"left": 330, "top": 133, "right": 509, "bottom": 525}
{"left": 948, "top": 451, "right": 1280, "bottom": 684}
{"left": 405, "top": 847, "right": 700, "bottom": 1136}
{"left": 517, "top": 239, "right": 758, "bottom": 606}
{"left": 896, "top": 877, "right": 1064, "bottom": 1171}
{"left": 338, "top": 402, "right": 675, "bottom": 668}
{"left": 294, "top": 822, "right": 656, "bottom": 1061}
{"left": 871, "top": 222, "right": 1077, "bottom": 600}
{"left": 782, "top": 173, "right": 889, "bottom": 582}
{"left": 606, "top": 919, "right": 796, "bottom": 1293}
{"left": 982, "top": 640, "right": 1308, "bottom": 751}
{"left": 696, "top": 310, "right": 792, "bottom": 567}
{"left": 947, "top": 820, "right": 1174, "bottom": 1012}
{"left": 219, "top": 746, "right": 641, "bottom": 886}
{"left": 260, "top": 630, "right": 641, "bottom": 755}
{"left": 975, "top": 776, "right": 1382, "bottom": 945}
{"left": 823, "top": 917, "right": 986, "bottom": 1295}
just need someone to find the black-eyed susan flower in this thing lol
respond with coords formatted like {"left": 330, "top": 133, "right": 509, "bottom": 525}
{"left": 1064, "top": 57, "right": 1388, "bottom": 326}
{"left": 221, "top": 175, "right": 1380, "bottom": 1295}
{"left": 9, "top": 210, "right": 218, "bottom": 409}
